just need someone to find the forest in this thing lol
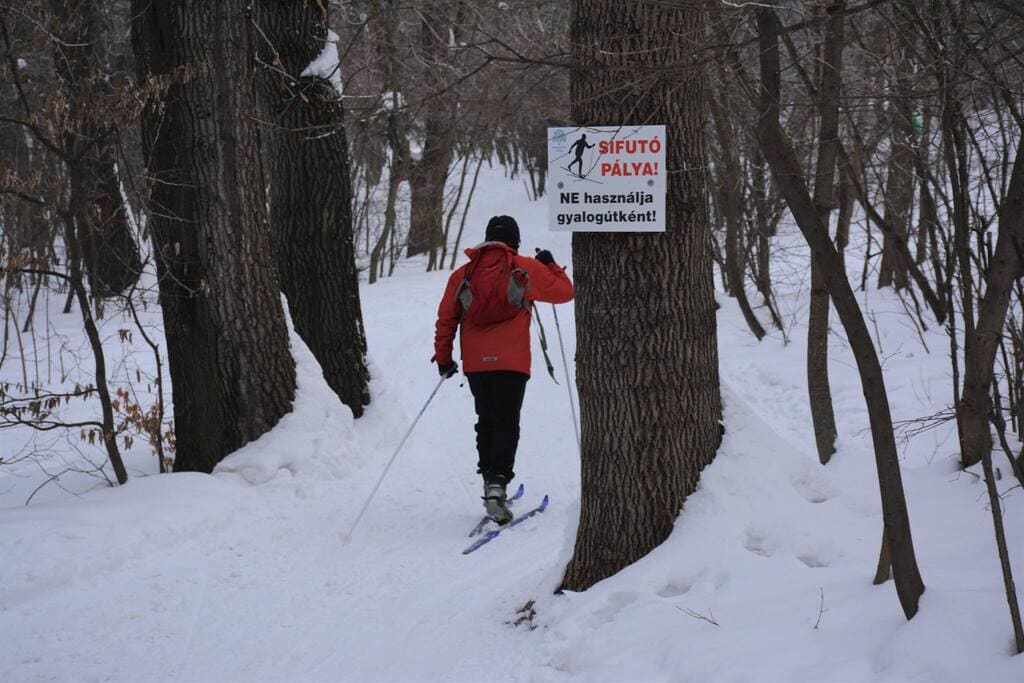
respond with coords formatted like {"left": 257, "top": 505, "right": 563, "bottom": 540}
{"left": 1, "top": 1, "right": 1022, "bottom": 680}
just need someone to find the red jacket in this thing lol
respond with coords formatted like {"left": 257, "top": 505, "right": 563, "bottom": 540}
{"left": 433, "top": 242, "right": 574, "bottom": 376}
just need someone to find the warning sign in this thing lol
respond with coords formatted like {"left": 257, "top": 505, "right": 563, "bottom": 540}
{"left": 547, "top": 125, "right": 666, "bottom": 232}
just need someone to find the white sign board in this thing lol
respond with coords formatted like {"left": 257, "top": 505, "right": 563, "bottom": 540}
{"left": 547, "top": 125, "right": 666, "bottom": 232}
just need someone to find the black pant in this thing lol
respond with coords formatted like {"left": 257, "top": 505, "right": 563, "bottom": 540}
{"left": 466, "top": 371, "right": 528, "bottom": 484}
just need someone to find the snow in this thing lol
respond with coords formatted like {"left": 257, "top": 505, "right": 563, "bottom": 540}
{"left": 300, "top": 29, "right": 344, "bottom": 96}
{"left": 1, "top": 162, "right": 1023, "bottom": 681}
{"left": 213, "top": 302, "right": 358, "bottom": 486}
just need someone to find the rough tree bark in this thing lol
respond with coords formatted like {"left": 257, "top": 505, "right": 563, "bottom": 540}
{"left": 754, "top": 5, "right": 924, "bottom": 619}
{"left": 52, "top": 0, "right": 141, "bottom": 298}
{"left": 132, "top": 0, "right": 296, "bottom": 473}
{"left": 257, "top": 0, "right": 371, "bottom": 417}
{"left": 561, "top": 0, "right": 722, "bottom": 592}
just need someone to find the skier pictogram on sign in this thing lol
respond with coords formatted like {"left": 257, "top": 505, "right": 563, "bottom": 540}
{"left": 567, "top": 134, "right": 596, "bottom": 178}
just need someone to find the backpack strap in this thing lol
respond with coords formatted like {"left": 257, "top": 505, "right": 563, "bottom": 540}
{"left": 508, "top": 266, "right": 529, "bottom": 308}
{"left": 453, "top": 255, "right": 480, "bottom": 320}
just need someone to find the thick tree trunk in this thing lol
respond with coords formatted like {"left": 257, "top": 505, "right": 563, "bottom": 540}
{"left": 53, "top": 0, "right": 141, "bottom": 298}
{"left": 561, "top": 0, "right": 721, "bottom": 593}
{"left": 258, "top": 0, "right": 371, "bottom": 417}
{"left": 959, "top": 136, "right": 1024, "bottom": 467}
{"left": 132, "top": 0, "right": 296, "bottom": 473}
{"left": 755, "top": 5, "right": 924, "bottom": 619}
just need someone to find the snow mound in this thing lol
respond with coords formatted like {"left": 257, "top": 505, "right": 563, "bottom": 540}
{"left": 214, "top": 310, "right": 358, "bottom": 486}
{"left": 538, "top": 384, "right": 1024, "bottom": 682}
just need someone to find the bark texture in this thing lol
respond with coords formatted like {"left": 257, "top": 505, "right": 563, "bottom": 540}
{"left": 258, "top": 0, "right": 371, "bottom": 417}
{"left": 561, "top": 0, "right": 722, "bottom": 592}
{"left": 755, "top": 5, "right": 924, "bottom": 619}
{"left": 132, "top": 0, "right": 296, "bottom": 473}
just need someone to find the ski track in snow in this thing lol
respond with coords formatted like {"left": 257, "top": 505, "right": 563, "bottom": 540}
{"left": 1, "top": 164, "right": 1022, "bottom": 682}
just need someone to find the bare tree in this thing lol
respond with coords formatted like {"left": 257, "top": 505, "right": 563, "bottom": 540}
{"left": 50, "top": 0, "right": 142, "bottom": 299}
{"left": 751, "top": 3, "right": 925, "bottom": 619}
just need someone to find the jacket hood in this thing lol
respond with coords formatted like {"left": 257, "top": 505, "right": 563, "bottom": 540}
{"left": 464, "top": 241, "right": 518, "bottom": 259}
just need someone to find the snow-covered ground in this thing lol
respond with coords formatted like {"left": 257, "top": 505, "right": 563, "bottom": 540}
{"left": 1, "top": 164, "right": 1022, "bottom": 682}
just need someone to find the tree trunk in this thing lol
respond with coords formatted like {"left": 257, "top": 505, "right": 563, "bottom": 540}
{"left": 944, "top": 101, "right": 984, "bottom": 466}
{"left": 561, "top": 0, "right": 722, "bottom": 593}
{"left": 450, "top": 155, "right": 485, "bottom": 269}
{"left": 407, "top": 119, "right": 454, "bottom": 259}
{"left": 959, "top": 133, "right": 1024, "bottom": 467}
{"left": 807, "top": 2, "right": 844, "bottom": 466}
{"left": 405, "top": 5, "right": 456, "bottom": 260}
{"left": 877, "top": 8, "right": 916, "bottom": 291}
{"left": 751, "top": 148, "right": 786, "bottom": 332}
{"left": 710, "top": 92, "right": 765, "bottom": 341}
{"left": 258, "top": 0, "right": 371, "bottom": 417}
{"left": 754, "top": 5, "right": 924, "bottom": 619}
{"left": 370, "top": 0, "right": 411, "bottom": 281}
{"left": 132, "top": 0, "right": 296, "bottom": 473}
{"left": 53, "top": 0, "right": 142, "bottom": 298}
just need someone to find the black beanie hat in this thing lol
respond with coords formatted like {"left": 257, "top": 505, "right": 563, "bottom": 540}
{"left": 485, "top": 215, "right": 520, "bottom": 249}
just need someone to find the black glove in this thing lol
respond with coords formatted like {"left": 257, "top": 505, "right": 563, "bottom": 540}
{"left": 437, "top": 360, "right": 458, "bottom": 378}
{"left": 535, "top": 248, "right": 555, "bottom": 266}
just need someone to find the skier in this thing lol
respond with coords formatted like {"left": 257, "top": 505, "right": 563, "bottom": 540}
{"left": 432, "top": 215, "right": 574, "bottom": 524}
{"left": 567, "top": 133, "right": 594, "bottom": 177}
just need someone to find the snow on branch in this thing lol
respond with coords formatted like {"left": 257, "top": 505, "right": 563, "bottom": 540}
{"left": 300, "top": 29, "right": 344, "bottom": 96}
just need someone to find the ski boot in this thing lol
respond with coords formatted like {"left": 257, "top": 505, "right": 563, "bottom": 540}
{"left": 483, "top": 481, "right": 513, "bottom": 526}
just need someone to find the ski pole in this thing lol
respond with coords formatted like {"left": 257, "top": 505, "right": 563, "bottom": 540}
{"left": 342, "top": 375, "right": 447, "bottom": 542}
{"left": 530, "top": 303, "right": 559, "bottom": 384}
{"left": 551, "top": 303, "right": 581, "bottom": 453}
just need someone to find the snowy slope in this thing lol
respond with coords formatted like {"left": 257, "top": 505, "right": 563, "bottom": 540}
{"left": 1, "top": 164, "right": 1023, "bottom": 682}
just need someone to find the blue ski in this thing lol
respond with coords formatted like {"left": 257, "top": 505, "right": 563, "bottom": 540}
{"left": 468, "top": 483, "right": 525, "bottom": 537}
{"left": 462, "top": 495, "right": 549, "bottom": 555}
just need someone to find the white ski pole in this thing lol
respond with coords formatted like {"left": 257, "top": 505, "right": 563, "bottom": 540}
{"left": 343, "top": 375, "right": 447, "bottom": 542}
{"left": 551, "top": 304, "right": 581, "bottom": 453}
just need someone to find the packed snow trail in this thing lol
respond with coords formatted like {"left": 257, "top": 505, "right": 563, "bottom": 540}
{"left": 2, "top": 169, "right": 1022, "bottom": 681}
{"left": 1, "top": 264, "right": 580, "bottom": 681}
